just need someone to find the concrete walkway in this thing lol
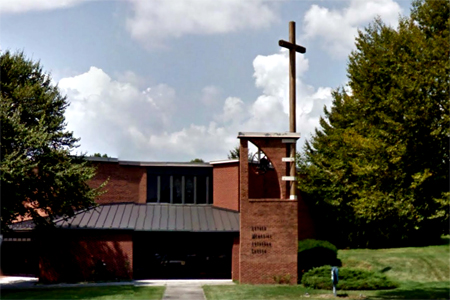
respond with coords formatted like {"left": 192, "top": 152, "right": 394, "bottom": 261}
{"left": 144, "top": 280, "right": 234, "bottom": 300}
{"left": 0, "top": 277, "right": 234, "bottom": 300}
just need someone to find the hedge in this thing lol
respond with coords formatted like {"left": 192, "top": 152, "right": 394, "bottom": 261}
{"left": 301, "top": 266, "right": 398, "bottom": 290}
{"left": 298, "top": 239, "right": 341, "bottom": 281}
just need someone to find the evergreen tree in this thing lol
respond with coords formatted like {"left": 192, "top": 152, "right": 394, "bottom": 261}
{"left": 228, "top": 146, "right": 240, "bottom": 160}
{"left": 0, "top": 51, "right": 105, "bottom": 232}
{"left": 298, "top": 0, "right": 449, "bottom": 247}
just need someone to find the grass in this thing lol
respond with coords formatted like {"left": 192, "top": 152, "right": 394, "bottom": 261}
{"left": 203, "top": 285, "right": 327, "bottom": 300}
{"left": 338, "top": 238, "right": 450, "bottom": 283}
{"left": 1, "top": 285, "right": 166, "bottom": 300}
{"left": 204, "top": 282, "right": 450, "bottom": 300}
{"left": 370, "top": 281, "right": 450, "bottom": 299}
{"left": 204, "top": 236, "right": 450, "bottom": 300}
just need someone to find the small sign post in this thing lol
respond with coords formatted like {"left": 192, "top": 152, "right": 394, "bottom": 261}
{"left": 331, "top": 266, "right": 339, "bottom": 297}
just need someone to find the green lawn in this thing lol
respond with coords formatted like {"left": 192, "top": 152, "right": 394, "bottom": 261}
{"left": 204, "top": 237, "right": 450, "bottom": 300}
{"left": 1, "top": 285, "right": 165, "bottom": 300}
{"left": 204, "top": 281, "right": 450, "bottom": 300}
{"left": 338, "top": 240, "right": 449, "bottom": 282}
{"left": 203, "top": 285, "right": 368, "bottom": 300}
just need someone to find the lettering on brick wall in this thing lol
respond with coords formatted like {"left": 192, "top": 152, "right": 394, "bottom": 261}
{"left": 251, "top": 226, "right": 267, "bottom": 231}
{"left": 252, "top": 233, "right": 272, "bottom": 239}
{"left": 251, "top": 226, "right": 272, "bottom": 255}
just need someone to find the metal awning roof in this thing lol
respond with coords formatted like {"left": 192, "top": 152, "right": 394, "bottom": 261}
{"left": 54, "top": 204, "right": 240, "bottom": 232}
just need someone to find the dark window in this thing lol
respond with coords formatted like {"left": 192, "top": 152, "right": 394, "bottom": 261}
{"left": 147, "top": 174, "right": 158, "bottom": 202}
{"left": 185, "top": 176, "right": 194, "bottom": 204}
{"left": 172, "top": 176, "right": 183, "bottom": 204}
{"left": 196, "top": 176, "right": 207, "bottom": 204}
{"left": 147, "top": 167, "right": 212, "bottom": 204}
{"left": 160, "top": 175, "right": 171, "bottom": 203}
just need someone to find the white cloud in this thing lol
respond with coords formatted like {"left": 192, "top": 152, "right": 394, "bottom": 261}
{"left": 252, "top": 49, "right": 309, "bottom": 114}
{"left": 0, "top": 0, "right": 88, "bottom": 14}
{"left": 59, "top": 67, "right": 176, "bottom": 159}
{"left": 201, "top": 85, "right": 222, "bottom": 106}
{"left": 215, "top": 97, "right": 247, "bottom": 123}
{"left": 145, "top": 49, "right": 333, "bottom": 159}
{"left": 59, "top": 48, "right": 333, "bottom": 161}
{"left": 148, "top": 123, "right": 231, "bottom": 161}
{"left": 302, "top": 0, "right": 403, "bottom": 59}
{"left": 113, "top": 70, "right": 146, "bottom": 89}
{"left": 125, "top": 0, "right": 278, "bottom": 48}
{"left": 249, "top": 50, "right": 333, "bottom": 145}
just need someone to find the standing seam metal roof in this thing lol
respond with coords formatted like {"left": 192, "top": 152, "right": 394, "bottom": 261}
{"left": 54, "top": 203, "right": 240, "bottom": 232}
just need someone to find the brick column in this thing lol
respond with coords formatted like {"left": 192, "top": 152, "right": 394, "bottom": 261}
{"left": 238, "top": 133, "right": 299, "bottom": 284}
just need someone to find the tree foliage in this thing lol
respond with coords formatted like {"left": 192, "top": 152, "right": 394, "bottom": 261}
{"left": 0, "top": 51, "right": 104, "bottom": 232}
{"left": 227, "top": 146, "right": 240, "bottom": 159}
{"left": 227, "top": 145, "right": 254, "bottom": 160}
{"left": 190, "top": 158, "right": 204, "bottom": 163}
{"left": 298, "top": 0, "right": 449, "bottom": 247}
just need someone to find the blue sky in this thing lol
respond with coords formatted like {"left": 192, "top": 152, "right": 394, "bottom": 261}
{"left": 1, "top": 0, "right": 412, "bottom": 161}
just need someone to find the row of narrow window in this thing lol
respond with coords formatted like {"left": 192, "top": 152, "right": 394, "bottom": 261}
{"left": 147, "top": 175, "right": 210, "bottom": 204}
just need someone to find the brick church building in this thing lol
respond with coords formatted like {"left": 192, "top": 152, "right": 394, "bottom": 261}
{"left": 2, "top": 132, "right": 315, "bottom": 284}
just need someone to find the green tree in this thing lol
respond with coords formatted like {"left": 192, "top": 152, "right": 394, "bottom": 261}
{"left": 92, "top": 153, "right": 109, "bottom": 158}
{"left": 190, "top": 158, "right": 204, "bottom": 163}
{"left": 227, "top": 145, "right": 254, "bottom": 160}
{"left": 0, "top": 51, "right": 105, "bottom": 232}
{"left": 298, "top": 0, "right": 449, "bottom": 247}
{"left": 227, "top": 146, "right": 240, "bottom": 159}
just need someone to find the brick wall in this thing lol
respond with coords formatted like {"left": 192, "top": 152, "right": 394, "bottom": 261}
{"left": 89, "top": 162, "right": 147, "bottom": 204}
{"left": 231, "top": 236, "right": 240, "bottom": 281}
{"left": 38, "top": 230, "right": 133, "bottom": 283}
{"left": 212, "top": 163, "right": 239, "bottom": 211}
{"left": 239, "top": 200, "right": 298, "bottom": 284}
{"left": 239, "top": 137, "right": 298, "bottom": 284}
{"left": 249, "top": 168, "right": 280, "bottom": 199}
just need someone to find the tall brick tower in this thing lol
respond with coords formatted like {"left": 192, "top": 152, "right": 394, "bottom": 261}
{"left": 238, "top": 132, "right": 300, "bottom": 284}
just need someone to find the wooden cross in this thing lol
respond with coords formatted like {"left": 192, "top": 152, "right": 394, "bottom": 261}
{"left": 279, "top": 21, "right": 306, "bottom": 199}
{"left": 278, "top": 21, "right": 306, "bottom": 133}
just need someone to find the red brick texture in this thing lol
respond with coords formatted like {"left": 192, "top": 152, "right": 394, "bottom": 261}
{"left": 232, "top": 236, "right": 240, "bottom": 281}
{"left": 38, "top": 231, "right": 133, "bottom": 283}
{"left": 212, "top": 163, "right": 239, "bottom": 211}
{"left": 238, "top": 137, "right": 298, "bottom": 284}
{"left": 249, "top": 168, "right": 280, "bottom": 199}
{"left": 89, "top": 162, "right": 147, "bottom": 204}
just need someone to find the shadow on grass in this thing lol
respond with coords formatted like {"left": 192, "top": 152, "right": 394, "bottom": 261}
{"left": 369, "top": 281, "right": 449, "bottom": 300}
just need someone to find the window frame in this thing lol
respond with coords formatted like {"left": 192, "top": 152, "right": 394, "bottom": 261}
{"left": 147, "top": 167, "right": 213, "bottom": 204}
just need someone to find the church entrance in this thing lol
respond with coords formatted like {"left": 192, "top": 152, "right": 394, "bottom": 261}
{"left": 133, "top": 232, "right": 234, "bottom": 279}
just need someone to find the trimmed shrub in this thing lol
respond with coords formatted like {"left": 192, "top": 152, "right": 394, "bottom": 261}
{"left": 298, "top": 239, "right": 341, "bottom": 281}
{"left": 301, "top": 266, "right": 398, "bottom": 290}
{"left": 298, "top": 239, "right": 338, "bottom": 254}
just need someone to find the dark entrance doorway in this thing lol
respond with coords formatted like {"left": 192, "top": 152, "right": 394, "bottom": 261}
{"left": 134, "top": 232, "right": 234, "bottom": 279}
{"left": 1, "top": 235, "right": 38, "bottom": 277}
